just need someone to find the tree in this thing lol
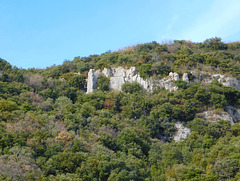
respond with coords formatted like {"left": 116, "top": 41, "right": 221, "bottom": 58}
{"left": 212, "top": 157, "right": 239, "bottom": 180}
{"left": 0, "top": 99, "right": 18, "bottom": 112}
{"left": 23, "top": 74, "right": 43, "bottom": 93}
{"left": 203, "top": 37, "right": 227, "bottom": 50}
{"left": 43, "top": 152, "right": 85, "bottom": 175}
{"left": 151, "top": 62, "right": 171, "bottom": 77}
{"left": 138, "top": 64, "right": 152, "bottom": 78}
{"left": 121, "top": 81, "right": 141, "bottom": 94}
{"left": 96, "top": 74, "right": 110, "bottom": 91}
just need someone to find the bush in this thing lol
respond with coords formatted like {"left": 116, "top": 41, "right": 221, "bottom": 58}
{"left": 121, "top": 81, "right": 141, "bottom": 94}
{"left": 138, "top": 64, "right": 152, "bottom": 78}
{"left": 97, "top": 74, "right": 110, "bottom": 91}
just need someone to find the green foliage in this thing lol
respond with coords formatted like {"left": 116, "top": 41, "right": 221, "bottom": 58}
{"left": 96, "top": 74, "right": 110, "bottom": 91}
{"left": 203, "top": 37, "right": 227, "bottom": 50}
{"left": 1, "top": 38, "right": 240, "bottom": 180}
{"left": 151, "top": 62, "right": 171, "bottom": 77}
{"left": 212, "top": 157, "right": 239, "bottom": 180}
{"left": 43, "top": 152, "right": 85, "bottom": 175}
{"left": 138, "top": 64, "right": 152, "bottom": 78}
{"left": 0, "top": 99, "right": 18, "bottom": 112}
{"left": 76, "top": 60, "right": 90, "bottom": 73}
{"left": 121, "top": 81, "right": 142, "bottom": 94}
{"left": 61, "top": 72, "right": 87, "bottom": 90}
{"left": 150, "top": 102, "right": 183, "bottom": 120}
{"left": 174, "top": 79, "right": 188, "bottom": 89}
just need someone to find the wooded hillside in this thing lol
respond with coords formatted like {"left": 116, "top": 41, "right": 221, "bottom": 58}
{"left": 1, "top": 37, "right": 240, "bottom": 180}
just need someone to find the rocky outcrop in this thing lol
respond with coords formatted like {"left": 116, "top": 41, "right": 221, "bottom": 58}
{"left": 226, "top": 106, "right": 240, "bottom": 122}
{"left": 109, "top": 67, "right": 152, "bottom": 91}
{"left": 182, "top": 73, "right": 189, "bottom": 83}
{"left": 87, "top": 67, "right": 153, "bottom": 93}
{"left": 86, "top": 67, "right": 187, "bottom": 93}
{"left": 219, "top": 77, "right": 240, "bottom": 89}
{"left": 191, "top": 71, "right": 240, "bottom": 90}
{"left": 158, "top": 72, "right": 179, "bottom": 92}
{"left": 198, "top": 110, "right": 235, "bottom": 125}
{"left": 87, "top": 67, "right": 240, "bottom": 93}
{"left": 173, "top": 122, "right": 191, "bottom": 142}
{"left": 87, "top": 69, "right": 101, "bottom": 94}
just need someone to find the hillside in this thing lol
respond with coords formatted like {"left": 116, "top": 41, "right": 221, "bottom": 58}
{"left": 1, "top": 37, "right": 240, "bottom": 180}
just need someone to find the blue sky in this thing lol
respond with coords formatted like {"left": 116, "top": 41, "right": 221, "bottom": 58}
{"left": 1, "top": 0, "right": 240, "bottom": 69}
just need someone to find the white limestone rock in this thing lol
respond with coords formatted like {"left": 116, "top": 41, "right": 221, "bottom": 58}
{"left": 169, "top": 72, "right": 180, "bottom": 81}
{"left": 87, "top": 69, "right": 97, "bottom": 94}
{"left": 86, "top": 67, "right": 240, "bottom": 94}
{"left": 220, "top": 77, "right": 240, "bottom": 89}
{"left": 173, "top": 122, "right": 191, "bottom": 142}
{"left": 198, "top": 110, "right": 234, "bottom": 125}
{"left": 196, "top": 106, "right": 240, "bottom": 125}
{"left": 182, "top": 73, "right": 189, "bottom": 83}
{"left": 102, "top": 68, "right": 113, "bottom": 77}
{"left": 87, "top": 67, "right": 154, "bottom": 93}
{"left": 226, "top": 106, "right": 240, "bottom": 123}
{"left": 191, "top": 71, "right": 240, "bottom": 90}
{"left": 87, "top": 67, "right": 240, "bottom": 93}
{"left": 210, "top": 74, "right": 240, "bottom": 89}
{"left": 157, "top": 72, "right": 179, "bottom": 91}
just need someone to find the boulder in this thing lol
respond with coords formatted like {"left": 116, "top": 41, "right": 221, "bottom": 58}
{"left": 173, "top": 122, "right": 191, "bottom": 142}
{"left": 182, "top": 73, "right": 189, "bottom": 83}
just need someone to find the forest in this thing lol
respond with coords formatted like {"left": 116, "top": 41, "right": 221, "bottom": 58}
{"left": 0, "top": 37, "right": 240, "bottom": 180}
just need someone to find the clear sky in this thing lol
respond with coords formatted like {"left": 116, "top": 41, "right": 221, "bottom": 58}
{"left": 1, "top": 0, "right": 240, "bottom": 69}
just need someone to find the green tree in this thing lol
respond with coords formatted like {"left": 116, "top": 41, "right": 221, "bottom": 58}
{"left": 43, "top": 152, "right": 85, "bottom": 175}
{"left": 203, "top": 37, "right": 227, "bottom": 50}
{"left": 121, "top": 81, "right": 141, "bottom": 94}
{"left": 0, "top": 99, "right": 18, "bottom": 112}
{"left": 212, "top": 157, "right": 239, "bottom": 180}
{"left": 138, "top": 64, "right": 152, "bottom": 78}
{"left": 96, "top": 74, "right": 110, "bottom": 91}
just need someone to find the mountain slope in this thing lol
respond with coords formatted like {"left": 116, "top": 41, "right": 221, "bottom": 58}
{"left": 0, "top": 37, "right": 240, "bottom": 180}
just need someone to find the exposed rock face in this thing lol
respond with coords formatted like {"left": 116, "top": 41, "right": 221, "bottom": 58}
{"left": 220, "top": 77, "right": 240, "bottom": 89}
{"left": 198, "top": 110, "right": 234, "bottom": 125}
{"left": 210, "top": 74, "right": 240, "bottom": 89}
{"left": 191, "top": 71, "right": 240, "bottom": 90}
{"left": 109, "top": 67, "right": 152, "bottom": 91}
{"left": 159, "top": 72, "right": 179, "bottom": 92}
{"left": 87, "top": 67, "right": 240, "bottom": 93}
{"left": 182, "top": 73, "right": 189, "bottom": 83}
{"left": 86, "top": 67, "right": 185, "bottom": 93}
{"left": 173, "top": 122, "right": 191, "bottom": 142}
{"left": 169, "top": 72, "right": 179, "bottom": 81}
{"left": 226, "top": 106, "right": 240, "bottom": 122}
{"left": 87, "top": 67, "right": 153, "bottom": 93}
{"left": 87, "top": 69, "right": 100, "bottom": 94}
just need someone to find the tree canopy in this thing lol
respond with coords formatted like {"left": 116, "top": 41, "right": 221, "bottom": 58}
{"left": 0, "top": 38, "right": 240, "bottom": 180}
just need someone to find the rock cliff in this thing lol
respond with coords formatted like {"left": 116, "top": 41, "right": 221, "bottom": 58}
{"left": 87, "top": 67, "right": 152, "bottom": 93}
{"left": 86, "top": 67, "right": 187, "bottom": 93}
{"left": 87, "top": 67, "right": 240, "bottom": 94}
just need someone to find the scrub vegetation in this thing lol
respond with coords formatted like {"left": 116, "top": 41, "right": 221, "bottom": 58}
{"left": 1, "top": 37, "right": 240, "bottom": 180}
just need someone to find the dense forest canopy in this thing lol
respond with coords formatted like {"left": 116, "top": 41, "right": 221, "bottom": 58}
{"left": 1, "top": 37, "right": 240, "bottom": 180}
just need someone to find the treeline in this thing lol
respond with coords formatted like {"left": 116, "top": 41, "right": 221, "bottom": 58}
{"left": 0, "top": 37, "right": 240, "bottom": 180}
